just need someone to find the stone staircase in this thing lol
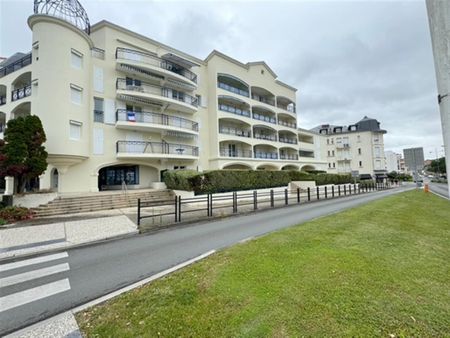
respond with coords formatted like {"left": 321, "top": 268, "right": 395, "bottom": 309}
{"left": 32, "top": 189, "right": 175, "bottom": 217}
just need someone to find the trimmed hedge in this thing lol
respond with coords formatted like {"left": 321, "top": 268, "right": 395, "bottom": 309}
{"left": 163, "top": 170, "right": 353, "bottom": 195}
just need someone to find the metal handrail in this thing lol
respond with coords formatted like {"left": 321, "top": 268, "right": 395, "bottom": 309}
{"left": 254, "top": 134, "right": 277, "bottom": 141}
{"left": 219, "top": 149, "right": 253, "bottom": 158}
{"left": 116, "top": 140, "right": 199, "bottom": 156}
{"left": 280, "top": 154, "right": 299, "bottom": 160}
{"left": 11, "top": 84, "right": 32, "bottom": 102}
{"left": 116, "top": 47, "right": 197, "bottom": 83}
{"left": 0, "top": 53, "right": 32, "bottom": 78}
{"left": 218, "top": 103, "right": 251, "bottom": 117}
{"left": 116, "top": 109, "right": 198, "bottom": 131}
{"left": 278, "top": 137, "right": 298, "bottom": 144}
{"left": 219, "top": 126, "right": 251, "bottom": 138}
{"left": 116, "top": 78, "right": 198, "bottom": 107}
{"left": 217, "top": 82, "right": 249, "bottom": 97}
{"left": 251, "top": 94, "right": 275, "bottom": 106}
{"left": 252, "top": 113, "right": 277, "bottom": 124}
{"left": 254, "top": 152, "right": 279, "bottom": 159}
{"left": 278, "top": 120, "right": 296, "bottom": 128}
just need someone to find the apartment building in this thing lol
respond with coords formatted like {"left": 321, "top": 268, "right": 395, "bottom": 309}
{"left": 0, "top": 0, "right": 326, "bottom": 193}
{"left": 384, "top": 150, "right": 401, "bottom": 173}
{"left": 403, "top": 147, "right": 425, "bottom": 173}
{"left": 310, "top": 116, "right": 387, "bottom": 180}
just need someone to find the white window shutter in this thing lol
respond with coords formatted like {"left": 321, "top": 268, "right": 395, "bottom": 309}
{"left": 104, "top": 99, "right": 116, "bottom": 124}
{"left": 93, "top": 66, "right": 104, "bottom": 93}
{"left": 93, "top": 128, "right": 104, "bottom": 155}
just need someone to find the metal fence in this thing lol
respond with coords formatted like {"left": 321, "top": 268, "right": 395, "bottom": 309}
{"left": 137, "top": 182, "right": 393, "bottom": 226}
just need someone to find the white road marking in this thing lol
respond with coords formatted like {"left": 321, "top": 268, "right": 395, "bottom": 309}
{"left": 0, "top": 278, "right": 71, "bottom": 313}
{"left": 0, "top": 263, "right": 70, "bottom": 288}
{"left": 0, "top": 252, "right": 69, "bottom": 272}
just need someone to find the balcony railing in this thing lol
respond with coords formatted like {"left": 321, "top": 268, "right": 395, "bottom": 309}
{"left": 253, "top": 113, "right": 276, "bottom": 124}
{"left": 252, "top": 94, "right": 275, "bottom": 106}
{"left": 94, "top": 110, "right": 104, "bottom": 123}
{"left": 278, "top": 120, "right": 296, "bottom": 129}
{"left": 117, "top": 141, "right": 198, "bottom": 156}
{"left": 299, "top": 151, "right": 315, "bottom": 158}
{"left": 0, "top": 53, "right": 32, "bottom": 78}
{"left": 219, "top": 126, "right": 251, "bottom": 138}
{"left": 278, "top": 105, "right": 296, "bottom": 114}
{"left": 0, "top": 96, "right": 6, "bottom": 105}
{"left": 279, "top": 137, "right": 298, "bottom": 144}
{"left": 336, "top": 143, "right": 350, "bottom": 149}
{"left": 255, "top": 152, "right": 278, "bottom": 159}
{"left": 254, "top": 133, "right": 277, "bottom": 142}
{"left": 116, "top": 78, "right": 198, "bottom": 108}
{"left": 92, "top": 47, "right": 105, "bottom": 60}
{"left": 280, "top": 154, "right": 299, "bottom": 160}
{"left": 217, "top": 82, "right": 249, "bottom": 97}
{"left": 11, "top": 84, "right": 31, "bottom": 102}
{"left": 116, "top": 109, "right": 198, "bottom": 132}
{"left": 218, "top": 103, "right": 251, "bottom": 118}
{"left": 116, "top": 47, "right": 197, "bottom": 83}
{"left": 220, "top": 149, "right": 253, "bottom": 158}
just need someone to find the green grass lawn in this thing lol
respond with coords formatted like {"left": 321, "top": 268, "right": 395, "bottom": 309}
{"left": 76, "top": 191, "right": 450, "bottom": 337}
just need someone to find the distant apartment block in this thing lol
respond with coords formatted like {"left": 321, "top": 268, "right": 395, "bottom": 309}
{"left": 310, "top": 116, "right": 387, "bottom": 181}
{"left": 384, "top": 150, "right": 402, "bottom": 173}
{"left": 0, "top": 0, "right": 328, "bottom": 193}
{"left": 403, "top": 147, "right": 425, "bottom": 173}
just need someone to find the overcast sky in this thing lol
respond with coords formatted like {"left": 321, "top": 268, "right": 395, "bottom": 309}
{"left": 0, "top": 0, "right": 445, "bottom": 159}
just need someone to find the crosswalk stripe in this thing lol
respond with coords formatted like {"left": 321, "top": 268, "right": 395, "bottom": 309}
{"left": 0, "top": 263, "right": 70, "bottom": 288}
{"left": 0, "top": 278, "right": 71, "bottom": 313}
{"left": 0, "top": 252, "right": 68, "bottom": 272}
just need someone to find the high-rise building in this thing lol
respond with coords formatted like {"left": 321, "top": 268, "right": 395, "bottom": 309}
{"left": 385, "top": 150, "right": 401, "bottom": 173}
{"left": 403, "top": 147, "right": 425, "bottom": 173}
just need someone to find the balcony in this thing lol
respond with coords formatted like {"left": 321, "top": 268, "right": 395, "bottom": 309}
{"left": 0, "top": 53, "right": 32, "bottom": 79}
{"left": 253, "top": 112, "right": 276, "bottom": 125}
{"left": 116, "top": 78, "right": 198, "bottom": 113}
{"left": 336, "top": 143, "right": 350, "bottom": 149}
{"left": 254, "top": 152, "right": 278, "bottom": 159}
{"left": 299, "top": 150, "right": 315, "bottom": 158}
{"left": 278, "top": 120, "right": 296, "bottom": 129}
{"left": 217, "top": 82, "right": 250, "bottom": 97}
{"left": 251, "top": 86, "right": 275, "bottom": 106}
{"left": 280, "top": 154, "right": 299, "bottom": 160}
{"left": 276, "top": 96, "right": 296, "bottom": 114}
{"left": 219, "top": 126, "right": 251, "bottom": 138}
{"left": 337, "top": 154, "right": 352, "bottom": 161}
{"left": 218, "top": 103, "right": 251, "bottom": 118}
{"left": 220, "top": 148, "right": 253, "bottom": 158}
{"left": 116, "top": 48, "right": 197, "bottom": 87}
{"left": 116, "top": 109, "right": 198, "bottom": 135}
{"left": 278, "top": 137, "right": 298, "bottom": 145}
{"left": 254, "top": 133, "right": 277, "bottom": 142}
{"left": 11, "top": 84, "right": 31, "bottom": 102}
{"left": 0, "top": 96, "right": 6, "bottom": 106}
{"left": 116, "top": 141, "right": 198, "bottom": 159}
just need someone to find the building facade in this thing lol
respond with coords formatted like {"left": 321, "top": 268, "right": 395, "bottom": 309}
{"left": 0, "top": 0, "right": 327, "bottom": 193}
{"left": 403, "top": 147, "right": 425, "bottom": 173}
{"left": 311, "top": 116, "right": 387, "bottom": 180}
{"left": 384, "top": 150, "right": 402, "bottom": 173}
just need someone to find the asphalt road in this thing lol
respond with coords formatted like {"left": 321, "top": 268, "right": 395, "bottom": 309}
{"left": 0, "top": 186, "right": 412, "bottom": 335}
{"left": 428, "top": 181, "right": 450, "bottom": 199}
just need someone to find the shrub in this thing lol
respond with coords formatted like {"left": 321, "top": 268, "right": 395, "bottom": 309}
{"left": 0, "top": 206, "right": 34, "bottom": 223}
{"left": 163, "top": 170, "right": 199, "bottom": 191}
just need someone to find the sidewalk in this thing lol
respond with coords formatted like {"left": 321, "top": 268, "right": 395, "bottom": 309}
{"left": 0, "top": 208, "right": 138, "bottom": 260}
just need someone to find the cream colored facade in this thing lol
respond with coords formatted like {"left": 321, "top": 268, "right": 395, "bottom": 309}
{"left": 0, "top": 13, "right": 326, "bottom": 193}
{"left": 311, "top": 118, "right": 387, "bottom": 180}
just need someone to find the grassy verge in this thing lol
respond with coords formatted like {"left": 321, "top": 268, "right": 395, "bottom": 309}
{"left": 76, "top": 191, "right": 450, "bottom": 337}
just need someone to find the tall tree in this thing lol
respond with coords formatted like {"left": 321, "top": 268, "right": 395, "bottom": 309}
{"left": 0, "top": 115, "right": 48, "bottom": 193}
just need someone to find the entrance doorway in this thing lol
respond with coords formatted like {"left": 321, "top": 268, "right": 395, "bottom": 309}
{"left": 51, "top": 168, "right": 59, "bottom": 191}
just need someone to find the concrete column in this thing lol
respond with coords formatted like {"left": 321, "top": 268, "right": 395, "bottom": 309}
{"left": 4, "top": 176, "right": 14, "bottom": 195}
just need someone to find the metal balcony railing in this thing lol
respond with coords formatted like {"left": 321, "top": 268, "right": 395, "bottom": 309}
{"left": 278, "top": 120, "right": 296, "bottom": 129}
{"left": 255, "top": 152, "right": 278, "bottom": 159}
{"left": 116, "top": 109, "right": 198, "bottom": 132}
{"left": 219, "top": 126, "right": 251, "bottom": 138}
{"left": 254, "top": 133, "right": 277, "bottom": 142}
{"left": 252, "top": 113, "right": 276, "bottom": 124}
{"left": 116, "top": 78, "right": 198, "bottom": 108}
{"left": 278, "top": 137, "right": 298, "bottom": 144}
{"left": 252, "top": 94, "right": 275, "bottom": 106}
{"left": 116, "top": 141, "right": 199, "bottom": 156}
{"left": 278, "top": 104, "right": 296, "bottom": 114}
{"left": 217, "top": 82, "right": 249, "bottom": 97}
{"left": 0, "top": 53, "right": 32, "bottom": 78}
{"left": 218, "top": 103, "right": 251, "bottom": 118}
{"left": 11, "top": 84, "right": 31, "bottom": 102}
{"left": 219, "top": 149, "right": 253, "bottom": 158}
{"left": 0, "top": 96, "right": 6, "bottom": 105}
{"left": 299, "top": 151, "right": 315, "bottom": 158}
{"left": 116, "top": 47, "right": 197, "bottom": 83}
{"left": 280, "top": 154, "right": 299, "bottom": 160}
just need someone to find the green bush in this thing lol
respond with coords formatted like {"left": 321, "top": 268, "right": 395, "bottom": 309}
{"left": 163, "top": 170, "right": 199, "bottom": 191}
{"left": 163, "top": 170, "right": 354, "bottom": 195}
{"left": 359, "top": 180, "right": 375, "bottom": 188}
{"left": 0, "top": 206, "right": 34, "bottom": 223}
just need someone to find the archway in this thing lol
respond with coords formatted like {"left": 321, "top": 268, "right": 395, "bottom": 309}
{"left": 301, "top": 165, "right": 316, "bottom": 172}
{"left": 222, "top": 163, "right": 253, "bottom": 170}
{"left": 256, "top": 163, "right": 279, "bottom": 171}
{"left": 97, "top": 163, "right": 159, "bottom": 191}
{"left": 281, "top": 165, "right": 299, "bottom": 171}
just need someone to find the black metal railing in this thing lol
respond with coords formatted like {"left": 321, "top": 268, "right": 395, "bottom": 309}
{"left": 252, "top": 113, "right": 277, "bottom": 124}
{"left": 0, "top": 54, "right": 32, "bottom": 78}
{"left": 218, "top": 82, "right": 249, "bottom": 97}
{"left": 0, "top": 96, "right": 6, "bottom": 105}
{"left": 137, "top": 182, "right": 395, "bottom": 226}
{"left": 252, "top": 94, "right": 275, "bottom": 106}
{"left": 116, "top": 78, "right": 198, "bottom": 108}
{"left": 116, "top": 109, "right": 198, "bottom": 132}
{"left": 116, "top": 141, "right": 199, "bottom": 156}
{"left": 279, "top": 137, "right": 298, "bottom": 144}
{"left": 218, "top": 103, "right": 251, "bottom": 118}
{"left": 11, "top": 84, "right": 31, "bottom": 102}
{"left": 280, "top": 154, "right": 299, "bottom": 160}
{"left": 219, "top": 126, "right": 251, "bottom": 138}
{"left": 116, "top": 47, "right": 197, "bottom": 83}
{"left": 255, "top": 152, "right": 278, "bottom": 159}
{"left": 254, "top": 133, "right": 277, "bottom": 141}
{"left": 219, "top": 149, "right": 253, "bottom": 158}
{"left": 277, "top": 104, "right": 296, "bottom": 114}
{"left": 278, "top": 120, "right": 296, "bottom": 129}
{"left": 299, "top": 151, "right": 315, "bottom": 158}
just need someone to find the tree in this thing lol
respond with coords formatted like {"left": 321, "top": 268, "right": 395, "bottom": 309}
{"left": 0, "top": 115, "right": 48, "bottom": 193}
{"left": 429, "top": 157, "right": 446, "bottom": 174}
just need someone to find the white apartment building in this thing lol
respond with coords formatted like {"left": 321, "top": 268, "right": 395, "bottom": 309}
{"left": 310, "top": 116, "right": 387, "bottom": 180}
{"left": 384, "top": 150, "right": 401, "bottom": 173}
{"left": 0, "top": 0, "right": 326, "bottom": 193}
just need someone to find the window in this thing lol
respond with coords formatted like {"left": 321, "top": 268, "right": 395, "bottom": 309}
{"left": 328, "top": 163, "right": 331, "bottom": 168}
{"left": 359, "top": 161, "right": 363, "bottom": 167}
{"left": 69, "top": 120, "right": 82, "bottom": 140}
{"left": 94, "top": 97, "right": 104, "bottom": 122}
{"left": 71, "top": 49, "right": 83, "bottom": 69}
{"left": 333, "top": 162, "right": 336, "bottom": 168}
{"left": 70, "top": 84, "right": 82, "bottom": 105}
{"left": 195, "top": 94, "right": 202, "bottom": 106}
{"left": 358, "top": 148, "right": 361, "bottom": 155}
{"left": 327, "top": 139, "right": 330, "bottom": 145}
{"left": 327, "top": 150, "right": 330, "bottom": 156}
{"left": 357, "top": 135, "right": 361, "bottom": 142}
{"left": 332, "top": 150, "right": 335, "bottom": 156}
{"left": 174, "top": 166, "right": 186, "bottom": 170}
{"left": 331, "top": 138, "right": 334, "bottom": 144}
